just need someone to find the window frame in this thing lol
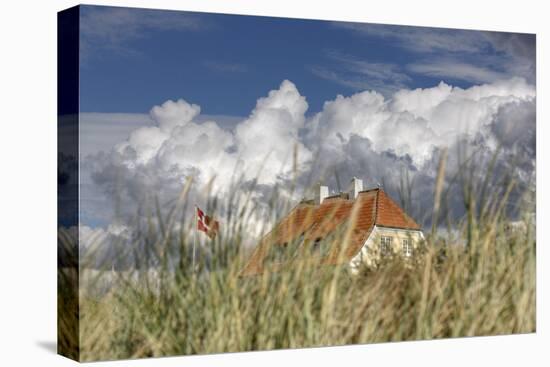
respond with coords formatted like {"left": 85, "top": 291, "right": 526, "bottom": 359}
{"left": 402, "top": 238, "right": 413, "bottom": 257}
{"left": 380, "top": 235, "right": 393, "bottom": 256}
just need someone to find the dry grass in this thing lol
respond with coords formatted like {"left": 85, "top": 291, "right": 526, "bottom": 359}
{"left": 58, "top": 151, "right": 536, "bottom": 362}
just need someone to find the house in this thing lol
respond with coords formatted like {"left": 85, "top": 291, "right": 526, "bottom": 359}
{"left": 241, "top": 177, "right": 424, "bottom": 276}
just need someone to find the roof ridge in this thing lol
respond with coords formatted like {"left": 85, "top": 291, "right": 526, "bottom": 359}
{"left": 358, "top": 187, "right": 380, "bottom": 194}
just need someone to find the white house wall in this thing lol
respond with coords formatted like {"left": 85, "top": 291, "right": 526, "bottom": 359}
{"left": 349, "top": 225, "right": 424, "bottom": 273}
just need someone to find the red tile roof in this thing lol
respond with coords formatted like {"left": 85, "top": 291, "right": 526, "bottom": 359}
{"left": 240, "top": 188, "right": 421, "bottom": 276}
{"left": 375, "top": 189, "right": 421, "bottom": 230}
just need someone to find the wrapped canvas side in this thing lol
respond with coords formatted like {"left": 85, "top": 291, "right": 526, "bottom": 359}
{"left": 57, "top": 5, "right": 80, "bottom": 362}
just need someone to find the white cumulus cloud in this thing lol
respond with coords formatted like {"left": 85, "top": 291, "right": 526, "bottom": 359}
{"left": 85, "top": 77, "right": 536, "bottom": 244}
{"left": 307, "top": 77, "right": 535, "bottom": 169}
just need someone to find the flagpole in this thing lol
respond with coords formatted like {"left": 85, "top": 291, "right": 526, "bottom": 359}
{"left": 192, "top": 204, "right": 197, "bottom": 272}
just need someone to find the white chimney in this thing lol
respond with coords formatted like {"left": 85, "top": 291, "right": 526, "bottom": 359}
{"left": 315, "top": 184, "right": 329, "bottom": 205}
{"left": 349, "top": 177, "right": 363, "bottom": 200}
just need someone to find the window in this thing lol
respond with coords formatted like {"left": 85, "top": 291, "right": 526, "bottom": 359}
{"left": 402, "top": 238, "right": 413, "bottom": 257}
{"left": 311, "top": 237, "right": 322, "bottom": 256}
{"left": 380, "top": 236, "right": 392, "bottom": 256}
{"left": 305, "top": 237, "right": 331, "bottom": 258}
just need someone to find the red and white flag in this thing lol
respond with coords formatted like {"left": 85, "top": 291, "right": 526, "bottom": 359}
{"left": 196, "top": 206, "right": 219, "bottom": 239}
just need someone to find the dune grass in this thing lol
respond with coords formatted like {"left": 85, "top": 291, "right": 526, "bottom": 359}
{"left": 59, "top": 151, "right": 536, "bottom": 362}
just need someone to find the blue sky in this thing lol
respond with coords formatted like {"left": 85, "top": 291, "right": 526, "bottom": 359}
{"left": 75, "top": 5, "right": 536, "bottom": 232}
{"left": 79, "top": 5, "right": 535, "bottom": 117}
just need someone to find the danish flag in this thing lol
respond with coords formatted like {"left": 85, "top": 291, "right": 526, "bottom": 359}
{"left": 196, "top": 206, "right": 219, "bottom": 239}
